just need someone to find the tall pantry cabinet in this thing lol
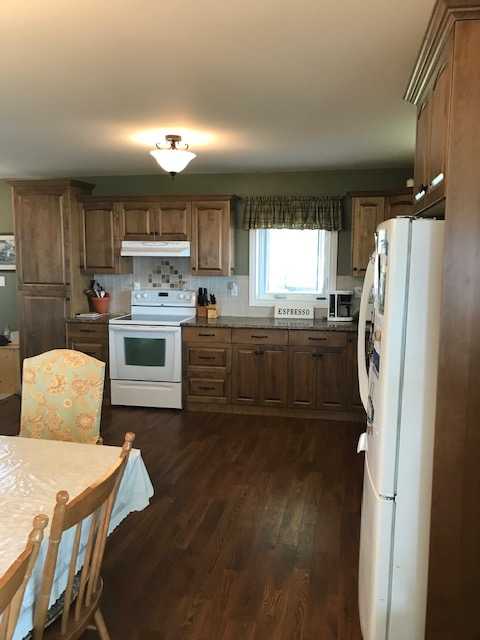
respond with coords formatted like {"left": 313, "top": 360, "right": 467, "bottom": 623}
{"left": 9, "top": 179, "right": 94, "bottom": 360}
{"left": 404, "top": 2, "right": 480, "bottom": 637}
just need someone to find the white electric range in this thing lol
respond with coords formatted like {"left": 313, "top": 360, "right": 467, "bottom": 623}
{"left": 109, "top": 289, "right": 196, "bottom": 409}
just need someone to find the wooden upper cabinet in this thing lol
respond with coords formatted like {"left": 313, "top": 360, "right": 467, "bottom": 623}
{"left": 385, "top": 193, "right": 414, "bottom": 220}
{"left": 414, "top": 99, "right": 431, "bottom": 201}
{"left": 351, "top": 196, "right": 385, "bottom": 275}
{"left": 412, "top": 40, "right": 452, "bottom": 213}
{"left": 81, "top": 204, "right": 116, "bottom": 273}
{"left": 191, "top": 200, "right": 232, "bottom": 275}
{"left": 428, "top": 60, "right": 451, "bottom": 198}
{"left": 155, "top": 201, "right": 191, "bottom": 240}
{"left": 122, "top": 203, "right": 155, "bottom": 240}
{"left": 14, "top": 192, "right": 67, "bottom": 287}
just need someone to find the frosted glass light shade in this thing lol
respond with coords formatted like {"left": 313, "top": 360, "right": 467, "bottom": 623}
{"left": 150, "top": 148, "right": 196, "bottom": 174}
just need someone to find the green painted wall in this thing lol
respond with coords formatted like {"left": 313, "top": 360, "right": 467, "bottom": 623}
{"left": 0, "top": 181, "right": 17, "bottom": 332}
{"left": 0, "top": 167, "right": 411, "bottom": 330}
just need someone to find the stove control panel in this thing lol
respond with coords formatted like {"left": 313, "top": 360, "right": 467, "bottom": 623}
{"left": 131, "top": 289, "right": 196, "bottom": 307}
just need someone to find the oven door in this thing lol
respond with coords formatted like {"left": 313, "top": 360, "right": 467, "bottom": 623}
{"left": 109, "top": 324, "right": 181, "bottom": 382}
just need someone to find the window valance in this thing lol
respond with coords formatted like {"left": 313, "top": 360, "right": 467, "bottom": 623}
{"left": 242, "top": 195, "right": 343, "bottom": 231}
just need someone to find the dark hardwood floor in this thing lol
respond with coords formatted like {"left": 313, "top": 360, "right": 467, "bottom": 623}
{"left": 0, "top": 396, "right": 364, "bottom": 640}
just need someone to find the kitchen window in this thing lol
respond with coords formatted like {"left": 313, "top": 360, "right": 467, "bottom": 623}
{"left": 249, "top": 228, "right": 337, "bottom": 307}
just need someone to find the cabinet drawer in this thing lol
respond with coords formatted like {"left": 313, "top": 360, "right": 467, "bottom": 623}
{"left": 188, "top": 378, "right": 226, "bottom": 398}
{"left": 288, "top": 331, "right": 347, "bottom": 348}
{"left": 68, "top": 339, "right": 107, "bottom": 362}
{"left": 182, "top": 327, "right": 231, "bottom": 343}
{"left": 187, "top": 347, "right": 227, "bottom": 367}
{"left": 67, "top": 323, "right": 107, "bottom": 339}
{"left": 231, "top": 328, "right": 288, "bottom": 346}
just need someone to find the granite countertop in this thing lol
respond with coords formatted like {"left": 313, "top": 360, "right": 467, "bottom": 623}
{"left": 183, "top": 315, "right": 358, "bottom": 333}
{"left": 66, "top": 313, "right": 127, "bottom": 324}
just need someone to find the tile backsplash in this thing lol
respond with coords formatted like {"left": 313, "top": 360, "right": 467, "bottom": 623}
{"left": 95, "top": 257, "right": 364, "bottom": 318}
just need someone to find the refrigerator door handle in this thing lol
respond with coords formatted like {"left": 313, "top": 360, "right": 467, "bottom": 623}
{"left": 358, "top": 256, "right": 375, "bottom": 411}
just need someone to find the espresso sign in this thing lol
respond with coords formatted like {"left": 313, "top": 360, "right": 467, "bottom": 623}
{"left": 274, "top": 303, "right": 314, "bottom": 319}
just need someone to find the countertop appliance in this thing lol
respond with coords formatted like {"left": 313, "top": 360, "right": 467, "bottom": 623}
{"left": 109, "top": 289, "right": 196, "bottom": 408}
{"left": 120, "top": 240, "right": 190, "bottom": 257}
{"left": 328, "top": 290, "right": 353, "bottom": 322}
{"left": 356, "top": 218, "right": 445, "bottom": 640}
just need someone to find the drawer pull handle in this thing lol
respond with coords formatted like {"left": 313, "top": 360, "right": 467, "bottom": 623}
{"left": 308, "top": 337, "right": 327, "bottom": 341}
{"left": 198, "top": 332, "right": 216, "bottom": 337}
{"left": 198, "top": 355, "right": 216, "bottom": 360}
{"left": 251, "top": 335, "right": 268, "bottom": 339}
{"left": 198, "top": 386, "right": 215, "bottom": 391}
{"left": 254, "top": 349, "right": 264, "bottom": 356}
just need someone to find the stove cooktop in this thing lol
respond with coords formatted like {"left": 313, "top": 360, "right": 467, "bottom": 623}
{"left": 109, "top": 313, "right": 195, "bottom": 327}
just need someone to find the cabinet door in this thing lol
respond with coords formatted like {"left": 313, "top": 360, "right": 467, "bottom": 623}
{"left": 19, "top": 290, "right": 67, "bottom": 359}
{"left": 155, "top": 201, "right": 191, "bottom": 240}
{"left": 67, "top": 337, "right": 106, "bottom": 362}
{"left": 385, "top": 193, "right": 414, "bottom": 220}
{"left": 429, "top": 61, "right": 450, "bottom": 197}
{"left": 347, "top": 335, "right": 363, "bottom": 411}
{"left": 122, "top": 203, "right": 155, "bottom": 240}
{"left": 315, "top": 349, "right": 348, "bottom": 410}
{"left": 288, "top": 348, "right": 316, "bottom": 409}
{"left": 352, "top": 197, "right": 385, "bottom": 276}
{"left": 81, "top": 204, "right": 116, "bottom": 273}
{"left": 14, "top": 193, "right": 67, "bottom": 286}
{"left": 191, "top": 201, "right": 231, "bottom": 275}
{"left": 231, "top": 346, "right": 259, "bottom": 405}
{"left": 414, "top": 99, "right": 431, "bottom": 203}
{"left": 261, "top": 347, "right": 288, "bottom": 407}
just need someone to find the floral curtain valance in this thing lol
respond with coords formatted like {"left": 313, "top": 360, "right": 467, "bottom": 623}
{"left": 242, "top": 195, "right": 343, "bottom": 231}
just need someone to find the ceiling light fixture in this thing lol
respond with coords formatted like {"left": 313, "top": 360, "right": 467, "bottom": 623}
{"left": 149, "top": 134, "right": 196, "bottom": 177}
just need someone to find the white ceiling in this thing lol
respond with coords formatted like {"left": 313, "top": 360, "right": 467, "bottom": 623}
{"left": 0, "top": 0, "right": 434, "bottom": 177}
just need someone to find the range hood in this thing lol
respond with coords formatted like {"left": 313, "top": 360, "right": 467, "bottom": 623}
{"left": 120, "top": 241, "right": 190, "bottom": 257}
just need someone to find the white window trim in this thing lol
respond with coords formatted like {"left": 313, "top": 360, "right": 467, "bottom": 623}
{"left": 249, "top": 229, "right": 338, "bottom": 308}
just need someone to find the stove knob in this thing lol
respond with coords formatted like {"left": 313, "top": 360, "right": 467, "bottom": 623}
{"left": 135, "top": 293, "right": 141, "bottom": 299}
{"left": 142, "top": 293, "right": 148, "bottom": 299}
{"left": 178, "top": 293, "right": 185, "bottom": 300}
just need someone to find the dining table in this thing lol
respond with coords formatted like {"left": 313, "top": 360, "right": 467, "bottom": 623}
{"left": 0, "top": 434, "right": 154, "bottom": 640}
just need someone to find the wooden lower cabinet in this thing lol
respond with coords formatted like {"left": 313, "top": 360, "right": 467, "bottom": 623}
{"left": 316, "top": 350, "right": 348, "bottom": 410}
{"left": 231, "top": 346, "right": 258, "bottom": 404}
{"left": 288, "top": 348, "right": 316, "bottom": 409}
{"left": 261, "top": 347, "right": 288, "bottom": 407}
{"left": 183, "top": 328, "right": 363, "bottom": 420}
{"left": 231, "top": 345, "right": 288, "bottom": 407}
{"left": 20, "top": 289, "right": 68, "bottom": 359}
{"left": 289, "top": 346, "right": 350, "bottom": 411}
{"left": 66, "top": 321, "right": 110, "bottom": 402}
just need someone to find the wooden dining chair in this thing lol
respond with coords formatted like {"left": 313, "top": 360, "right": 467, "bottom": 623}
{"left": 33, "top": 432, "right": 135, "bottom": 640}
{"left": 0, "top": 515, "right": 48, "bottom": 640}
{"left": 20, "top": 349, "right": 106, "bottom": 444}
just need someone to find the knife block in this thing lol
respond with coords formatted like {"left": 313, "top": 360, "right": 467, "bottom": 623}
{"left": 196, "top": 304, "right": 218, "bottom": 319}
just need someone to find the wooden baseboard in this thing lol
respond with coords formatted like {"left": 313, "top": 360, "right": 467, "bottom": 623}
{"left": 185, "top": 400, "right": 365, "bottom": 423}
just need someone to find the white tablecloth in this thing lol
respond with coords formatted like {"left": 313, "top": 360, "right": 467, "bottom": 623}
{"left": 0, "top": 435, "right": 154, "bottom": 639}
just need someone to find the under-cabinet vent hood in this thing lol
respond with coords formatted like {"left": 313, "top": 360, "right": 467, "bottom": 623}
{"left": 120, "top": 241, "right": 190, "bottom": 257}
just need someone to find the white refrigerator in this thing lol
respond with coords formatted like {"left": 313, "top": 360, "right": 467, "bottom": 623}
{"left": 356, "top": 218, "right": 444, "bottom": 640}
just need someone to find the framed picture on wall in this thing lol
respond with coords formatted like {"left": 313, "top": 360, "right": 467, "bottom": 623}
{"left": 0, "top": 235, "right": 16, "bottom": 270}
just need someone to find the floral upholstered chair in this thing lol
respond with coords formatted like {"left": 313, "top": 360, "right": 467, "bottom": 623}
{"left": 20, "top": 349, "right": 105, "bottom": 444}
